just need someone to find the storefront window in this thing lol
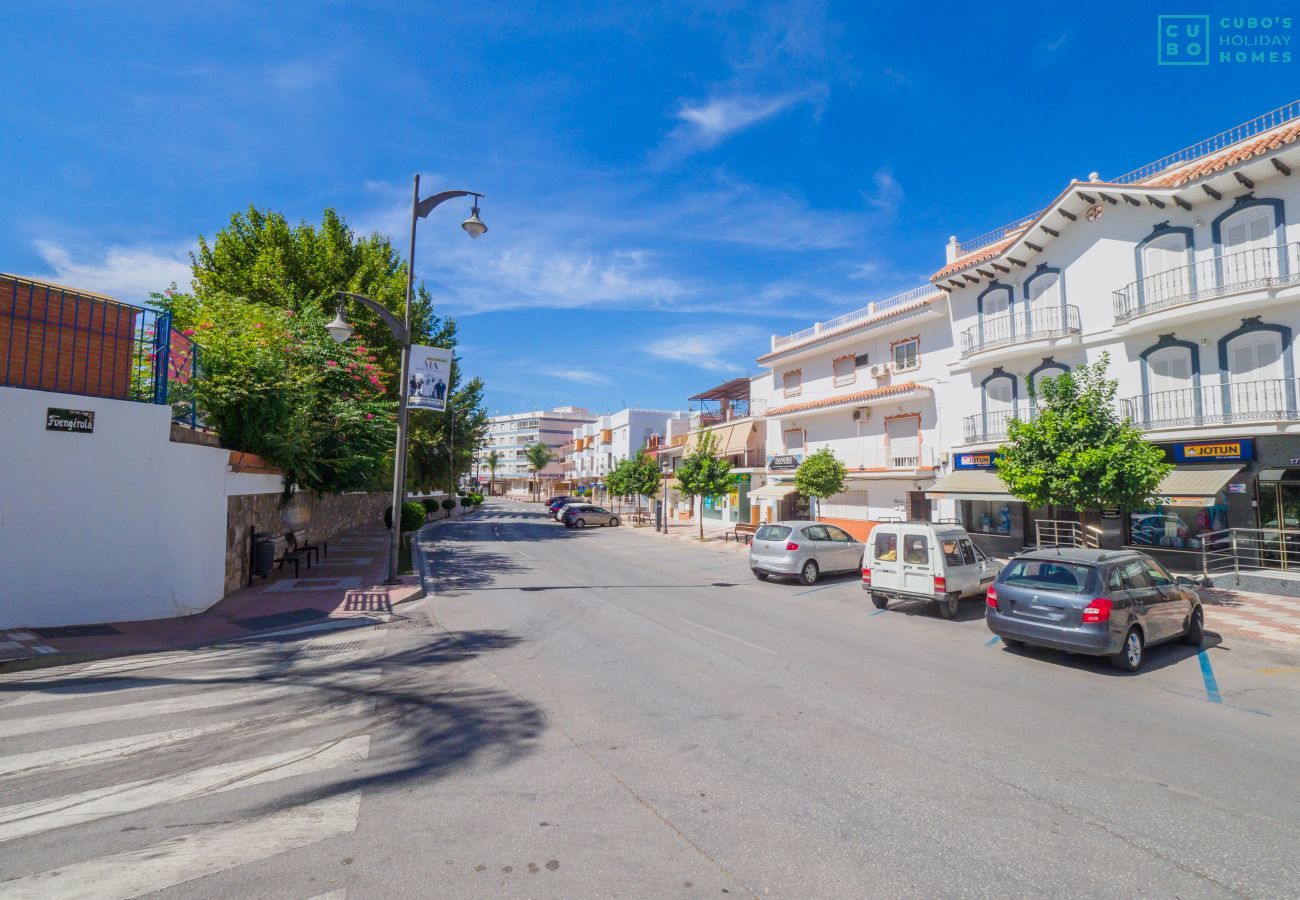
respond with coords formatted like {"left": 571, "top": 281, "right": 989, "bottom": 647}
{"left": 1127, "top": 496, "right": 1227, "bottom": 550}
{"left": 964, "top": 500, "right": 1016, "bottom": 535}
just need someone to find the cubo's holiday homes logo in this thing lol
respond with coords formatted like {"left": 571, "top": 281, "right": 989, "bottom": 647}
{"left": 1158, "top": 14, "right": 1293, "bottom": 65}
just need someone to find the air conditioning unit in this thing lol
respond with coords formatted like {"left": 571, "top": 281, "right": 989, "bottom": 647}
{"left": 869, "top": 363, "right": 892, "bottom": 378}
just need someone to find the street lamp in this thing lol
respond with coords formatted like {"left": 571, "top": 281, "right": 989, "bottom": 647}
{"left": 327, "top": 174, "right": 486, "bottom": 584}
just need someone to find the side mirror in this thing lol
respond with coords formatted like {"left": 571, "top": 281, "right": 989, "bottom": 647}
{"left": 1176, "top": 575, "right": 1197, "bottom": 587}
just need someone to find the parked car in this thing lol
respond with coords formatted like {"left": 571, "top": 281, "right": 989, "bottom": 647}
{"left": 984, "top": 548, "right": 1204, "bottom": 672}
{"left": 561, "top": 504, "right": 620, "bottom": 528}
{"left": 547, "top": 497, "right": 577, "bottom": 516}
{"left": 862, "top": 522, "right": 999, "bottom": 618}
{"left": 553, "top": 501, "right": 586, "bottom": 521}
{"left": 749, "top": 521, "right": 865, "bottom": 585}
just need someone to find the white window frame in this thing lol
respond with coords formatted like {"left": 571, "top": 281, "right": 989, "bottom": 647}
{"left": 783, "top": 369, "right": 802, "bottom": 398}
{"left": 832, "top": 355, "right": 856, "bottom": 387}
{"left": 892, "top": 339, "right": 920, "bottom": 372}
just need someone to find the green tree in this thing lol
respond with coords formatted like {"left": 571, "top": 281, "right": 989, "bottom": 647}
{"left": 485, "top": 449, "right": 501, "bottom": 493}
{"left": 524, "top": 441, "right": 555, "bottom": 502}
{"left": 629, "top": 448, "right": 663, "bottom": 503}
{"left": 794, "top": 448, "right": 847, "bottom": 521}
{"left": 605, "top": 456, "right": 635, "bottom": 513}
{"left": 675, "top": 430, "right": 733, "bottom": 541}
{"left": 996, "top": 353, "right": 1171, "bottom": 514}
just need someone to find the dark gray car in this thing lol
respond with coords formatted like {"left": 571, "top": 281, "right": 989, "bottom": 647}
{"left": 985, "top": 548, "right": 1204, "bottom": 672}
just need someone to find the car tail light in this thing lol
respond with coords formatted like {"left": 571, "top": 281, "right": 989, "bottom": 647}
{"left": 986, "top": 585, "right": 998, "bottom": 608}
{"left": 1082, "top": 597, "right": 1112, "bottom": 623}
{"left": 785, "top": 541, "right": 800, "bottom": 551}
{"left": 862, "top": 567, "right": 871, "bottom": 584}
{"left": 933, "top": 576, "right": 946, "bottom": 593}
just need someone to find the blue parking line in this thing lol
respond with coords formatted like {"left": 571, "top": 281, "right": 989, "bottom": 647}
{"left": 793, "top": 583, "right": 843, "bottom": 597}
{"left": 985, "top": 635, "right": 1001, "bottom": 647}
{"left": 868, "top": 609, "right": 887, "bottom": 617}
{"left": 1197, "top": 649, "right": 1223, "bottom": 704}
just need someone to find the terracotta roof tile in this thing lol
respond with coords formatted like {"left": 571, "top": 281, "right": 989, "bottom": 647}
{"left": 1142, "top": 121, "right": 1300, "bottom": 188}
{"left": 766, "top": 382, "right": 929, "bottom": 418}
{"left": 930, "top": 235, "right": 1020, "bottom": 281}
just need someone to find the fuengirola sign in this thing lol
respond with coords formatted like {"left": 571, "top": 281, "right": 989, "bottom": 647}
{"left": 46, "top": 408, "right": 94, "bottom": 434}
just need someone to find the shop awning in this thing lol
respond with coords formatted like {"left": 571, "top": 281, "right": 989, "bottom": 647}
{"left": 1153, "top": 465, "right": 1242, "bottom": 500}
{"left": 748, "top": 483, "right": 797, "bottom": 501}
{"left": 723, "top": 422, "right": 752, "bottom": 454}
{"left": 686, "top": 423, "right": 734, "bottom": 454}
{"left": 925, "top": 469, "right": 1016, "bottom": 502}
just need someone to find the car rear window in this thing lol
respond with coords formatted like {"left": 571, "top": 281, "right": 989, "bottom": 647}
{"left": 756, "top": 525, "right": 792, "bottom": 541}
{"left": 1001, "top": 559, "right": 1096, "bottom": 594}
{"left": 874, "top": 532, "right": 898, "bottom": 561}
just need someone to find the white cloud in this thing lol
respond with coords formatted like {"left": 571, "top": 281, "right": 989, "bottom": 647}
{"left": 30, "top": 241, "right": 194, "bottom": 303}
{"left": 860, "top": 168, "right": 904, "bottom": 214}
{"left": 660, "top": 86, "right": 826, "bottom": 160}
{"left": 644, "top": 327, "right": 767, "bottom": 374}
{"left": 551, "top": 368, "right": 613, "bottom": 386}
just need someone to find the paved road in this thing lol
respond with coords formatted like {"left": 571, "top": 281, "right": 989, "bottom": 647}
{"left": 1, "top": 498, "right": 1297, "bottom": 898}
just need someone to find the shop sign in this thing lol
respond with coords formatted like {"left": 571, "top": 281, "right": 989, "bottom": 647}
{"left": 1228, "top": 483, "right": 1249, "bottom": 494}
{"left": 1170, "top": 439, "right": 1254, "bottom": 462}
{"left": 768, "top": 454, "right": 801, "bottom": 470}
{"left": 1154, "top": 495, "right": 1212, "bottom": 507}
{"left": 953, "top": 451, "right": 998, "bottom": 470}
{"left": 734, "top": 473, "right": 751, "bottom": 484}
{"left": 1101, "top": 508, "right": 1122, "bottom": 519}
{"left": 46, "top": 408, "right": 94, "bottom": 434}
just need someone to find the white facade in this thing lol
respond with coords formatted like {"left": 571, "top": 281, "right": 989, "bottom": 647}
{"left": 570, "top": 408, "right": 686, "bottom": 483}
{"left": 756, "top": 286, "right": 959, "bottom": 531}
{"left": 475, "top": 406, "right": 595, "bottom": 493}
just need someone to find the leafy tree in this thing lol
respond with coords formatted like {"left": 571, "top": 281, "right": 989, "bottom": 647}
{"left": 996, "top": 353, "right": 1171, "bottom": 513}
{"left": 485, "top": 449, "right": 501, "bottom": 492}
{"left": 675, "top": 430, "right": 733, "bottom": 541}
{"left": 605, "top": 456, "right": 635, "bottom": 513}
{"left": 794, "top": 448, "right": 847, "bottom": 521}
{"left": 524, "top": 441, "right": 555, "bottom": 502}
{"left": 604, "top": 450, "right": 660, "bottom": 513}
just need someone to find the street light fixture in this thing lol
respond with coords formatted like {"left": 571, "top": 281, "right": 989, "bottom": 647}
{"left": 327, "top": 175, "right": 486, "bottom": 584}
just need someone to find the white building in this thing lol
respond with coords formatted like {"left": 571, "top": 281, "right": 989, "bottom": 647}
{"left": 475, "top": 406, "right": 595, "bottom": 495}
{"left": 927, "top": 100, "right": 1300, "bottom": 562}
{"left": 570, "top": 408, "right": 687, "bottom": 497}
{"left": 754, "top": 286, "right": 957, "bottom": 540}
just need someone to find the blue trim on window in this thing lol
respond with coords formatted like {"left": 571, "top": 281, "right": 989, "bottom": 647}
{"left": 1217, "top": 319, "right": 1295, "bottom": 415}
{"left": 1027, "top": 358, "right": 1069, "bottom": 388}
{"left": 980, "top": 368, "right": 1017, "bottom": 418}
{"left": 1134, "top": 225, "right": 1195, "bottom": 311}
{"left": 977, "top": 282, "right": 1014, "bottom": 344}
{"left": 1140, "top": 337, "right": 1202, "bottom": 424}
{"left": 1022, "top": 264, "right": 1065, "bottom": 332}
{"left": 1211, "top": 195, "right": 1287, "bottom": 278}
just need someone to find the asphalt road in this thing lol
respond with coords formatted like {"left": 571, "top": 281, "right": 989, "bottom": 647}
{"left": 1, "top": 497, "right": 1297, "bottom": 899}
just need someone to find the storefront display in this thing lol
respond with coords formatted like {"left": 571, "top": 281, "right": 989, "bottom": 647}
{"left": 1127, "top": 497, "right": 1227, "bottom": 550}
{"left": 965, "top": 499, "right": 1014, "bottom": 535}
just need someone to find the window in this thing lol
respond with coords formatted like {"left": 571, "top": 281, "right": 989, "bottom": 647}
{"left": 980, "top": 286, "right": 1011, "bottom": 320}
{"left": 1227, "top": 330, "right": 1284, "bottom": 381}
{"left": 1026, "top": 271, "right": 1060, "bottom": 307}
{"left": 983, "top": 376, "right": 1015, "bottom": 414}
{"left": 959, "top": 540, "right": 977, "bottom": 566}
{"left": 784, "top": 429, "right": 804, "bottom": 452}
{"left": 892, "top": 338, "right": 920, "bottom": 371}
{"left": 886, "top": 415, "right": 920, "bottom": 467}
{"left": 1221, "top": 205, "right": 1275, "bottom": 254}
{"left": 825, "top": 525, "right": 855, "bottom": 543}
{"left": 1146, "top": 345, "right": 1193, "bottom": 394}
{"left": 942, "top": 539, "right": 963, "bottom": 566}
{"left": 1107, "top": 566, "right": 1125, "bottom": 593}
{"left": 1030, "top": 365, "right": 1068, "bottom": 396}
{"left": 1143, "top": 560, "right": 1174, "bottom": 587}
{"left": 1000, "top": 560, "right": 1095, "bottom": 594}
{"left": 833, "top": 355, "right": 856, "bottom": 387}
{"left": 874, "top": 531, "right": 898, "bottom": 562}
{"left": 1142, "top": 232, "right": 1187, "bottom": 278}
{"left": 903, "top": 533, "right": 929, "bottom": 564}
{"left": 783, "top": 369, "right": 802, "bottom": 397}
{"left": 804, "top": 525, "right": 831, "bottom": 541}
{"left": 756, "top": 524, "right": 792, "bottom": 542}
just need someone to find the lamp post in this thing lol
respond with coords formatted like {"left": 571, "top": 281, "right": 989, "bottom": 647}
{"left": 326, "top": 175, "right": 486, "bottom": 584}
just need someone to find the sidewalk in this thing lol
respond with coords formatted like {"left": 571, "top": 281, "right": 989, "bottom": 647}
{"left": 0, "top": 522, "right": 423, "bottom": 673}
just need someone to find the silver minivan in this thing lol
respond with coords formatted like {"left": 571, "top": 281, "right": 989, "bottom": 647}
{"left": 749, "top": 521, "right": 865, "bottom": 585}
{"left": 863, "top": 522, "right": 999, "bottom": 618}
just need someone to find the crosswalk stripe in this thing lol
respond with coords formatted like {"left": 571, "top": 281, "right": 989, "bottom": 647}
{"left": 0, "top": 791, "right": 362, "bottom": 900}
{"left": 0, "top": 669, "right": 380, "bottom": 740}
{"left": 0, "top": 735, "right": 369, "bottom": 843}
{"left": 0, "top": 697, "right": 374, "bottom": 781}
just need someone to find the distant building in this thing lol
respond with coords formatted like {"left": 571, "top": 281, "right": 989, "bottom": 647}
{"left": 570, "top": 408, "right": 687, "bottom": 501}
{"left": 474, "top": 406, "right": 596, "bottom": 496}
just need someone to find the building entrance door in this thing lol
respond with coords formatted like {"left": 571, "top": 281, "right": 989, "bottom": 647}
{"left": 1257, "top": 477, "right": 1300, "bottom": 569}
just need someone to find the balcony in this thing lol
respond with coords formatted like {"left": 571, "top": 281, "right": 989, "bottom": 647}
{"left": 1123, "top": 378, "right": 1300, "bottom": 430}
{"left": 725, "top": 446, "right": 768, "bottom": 469}
{"left": 1113, "top": 242, "right": 1300, "bottom": 326}
{"left": 769, "top": 285, "right": 941, "bottom": 353}
{"left": 963, "top": 410, "right": 1014, "bottom": 444}
{"left": 845, "top": 441, "right": 936, "bottom": 471}
{"left": 959, "top": 304, "right": 1081, "bottom": 359}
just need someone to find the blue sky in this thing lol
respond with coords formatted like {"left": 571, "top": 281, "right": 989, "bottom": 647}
{"left": 1, "top": 2, "right": 1287, "bottom": 416}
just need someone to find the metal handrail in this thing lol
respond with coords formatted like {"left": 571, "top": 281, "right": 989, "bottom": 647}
{"left": 959, "top": 304, "right": 1081, "bottom": 357}
{"left": 1198, "top": 526, "right": 1300, "bottom": 582}
{"left": 1034, "top": 519, "right": 1097, "bottom": 550}
{"left": 1113, "top": 242, "right": 1300, "bottom": 322}
{"left": 962, "top": 409, "right": 1015, "bottom": 444}
{"left": 955, "top": 210, "right": 1045, "bottom": 256}
{"left": 1122, "top": 378, "right": 1300, "bottom": 429}
{"left": 770, "top": 285, "right": 937, "bottom": 350}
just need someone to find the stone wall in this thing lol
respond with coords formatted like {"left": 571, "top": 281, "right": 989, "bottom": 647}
{"left": 225, "top": 491, "right": 390, "bottom": 595}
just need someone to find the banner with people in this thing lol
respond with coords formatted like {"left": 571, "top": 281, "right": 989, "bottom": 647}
{"left": 407, "top": 345, "right": 453, "bottom": 411}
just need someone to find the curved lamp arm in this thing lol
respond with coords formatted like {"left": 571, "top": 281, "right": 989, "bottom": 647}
{"left": 416, "top": 189, "right": 485, "bottom": 220}
{"left": 335, "top": 290, "right": 409, "bottom": 344}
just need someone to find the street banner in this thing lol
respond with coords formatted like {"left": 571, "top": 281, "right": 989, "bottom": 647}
{"left": 407, "top": 345, "right": 453, "bottom": 411}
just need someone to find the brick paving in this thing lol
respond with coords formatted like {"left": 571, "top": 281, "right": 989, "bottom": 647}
{"left": 0, "top": 523, "right": 422, "bottom": 671}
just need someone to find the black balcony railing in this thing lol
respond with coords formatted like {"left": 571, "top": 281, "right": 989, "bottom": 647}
{"left": 1122, "top": 378, "right": 1300, "bottom": 429}
{"left": 1113, "top": 242, "right": 1300, "bottom": 323}
{"left": 959, "top": 304, "right": 1081, "bottom": 358}
{"left": 963, "top": 409, "right": 1015, "bottom": 443}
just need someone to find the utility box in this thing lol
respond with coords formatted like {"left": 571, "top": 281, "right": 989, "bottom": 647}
{"left": 654, "top": 500, "right": 663, "bottom": 531}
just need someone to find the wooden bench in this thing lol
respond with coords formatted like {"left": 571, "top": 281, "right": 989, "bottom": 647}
{"left": 725, "top": 522, "right": 759, "bottom": 544}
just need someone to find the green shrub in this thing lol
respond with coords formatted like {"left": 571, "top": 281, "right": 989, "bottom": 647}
{"left": 385, "top": 502, "right": 427, "bottom": 532}
{"left": 421, "top": 498, "right": 439, "bottom": 514}
{"left": 440, "top": 498, "right": 456, "bottom": 511}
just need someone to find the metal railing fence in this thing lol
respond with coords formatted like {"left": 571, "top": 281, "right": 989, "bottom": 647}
{"left": 959, "top": 304, "right": 1081, "bottom": 357}
{"left": 1113, "top": 242, "right": 1300, "bottom": 322}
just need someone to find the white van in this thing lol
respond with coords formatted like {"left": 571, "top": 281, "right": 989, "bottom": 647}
{"left": 863, "top": 522, "right": 1000, "bottom": 618}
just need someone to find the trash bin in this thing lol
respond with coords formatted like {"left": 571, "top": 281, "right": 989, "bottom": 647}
{"left": 654, "top": 500, "right": 663, "bottom": 531}
{"left": 252, "top": 531, "right": 277, "bottom": 577}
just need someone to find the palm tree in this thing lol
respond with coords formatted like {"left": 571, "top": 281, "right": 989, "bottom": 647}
{"left": 524, "top": 441, "right": 555, "bottom": 502}
{"left": 486, "top": 449, "right": 500, "bottom": 495}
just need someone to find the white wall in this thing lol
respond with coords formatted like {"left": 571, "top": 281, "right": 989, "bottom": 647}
{"left": 0, "top": 387, "right": 273, "bottom": 629}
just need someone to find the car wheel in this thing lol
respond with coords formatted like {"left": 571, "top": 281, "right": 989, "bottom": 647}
{"left": 753, "top": 571, "right": 769, "bottom": 581}
{"left": 574, "top": 518, "right": 586, "bottom": 528}
{"left": 798, "top": 559, "right": 819, "bottom": 586}
{"left": 937, "top": 593, "right": 960, "bottom": 619}
{"left": 1181, "top": 606, "right": 1204, "bottom": 646}
{"left": 868, "top": 592, "right": 887, "bottom": 610}
{"left": 1111, "top": 627, "right": 1144, "bottom": 672}
{"left": 610, "top": 516, "right": 620, "bottom": 527}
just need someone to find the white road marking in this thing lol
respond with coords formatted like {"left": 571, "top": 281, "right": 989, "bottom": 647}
{"left": 0, "top": 791, "right": 362, "bottom": 900}
{"left": 0, "top": 697, "right": 373, "bottom": 780}
{"left": 676, "top": 618, "right": 777, "bottom": 655}
{"left": 0, "top": 735, "right": 369, "bottom": 843}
